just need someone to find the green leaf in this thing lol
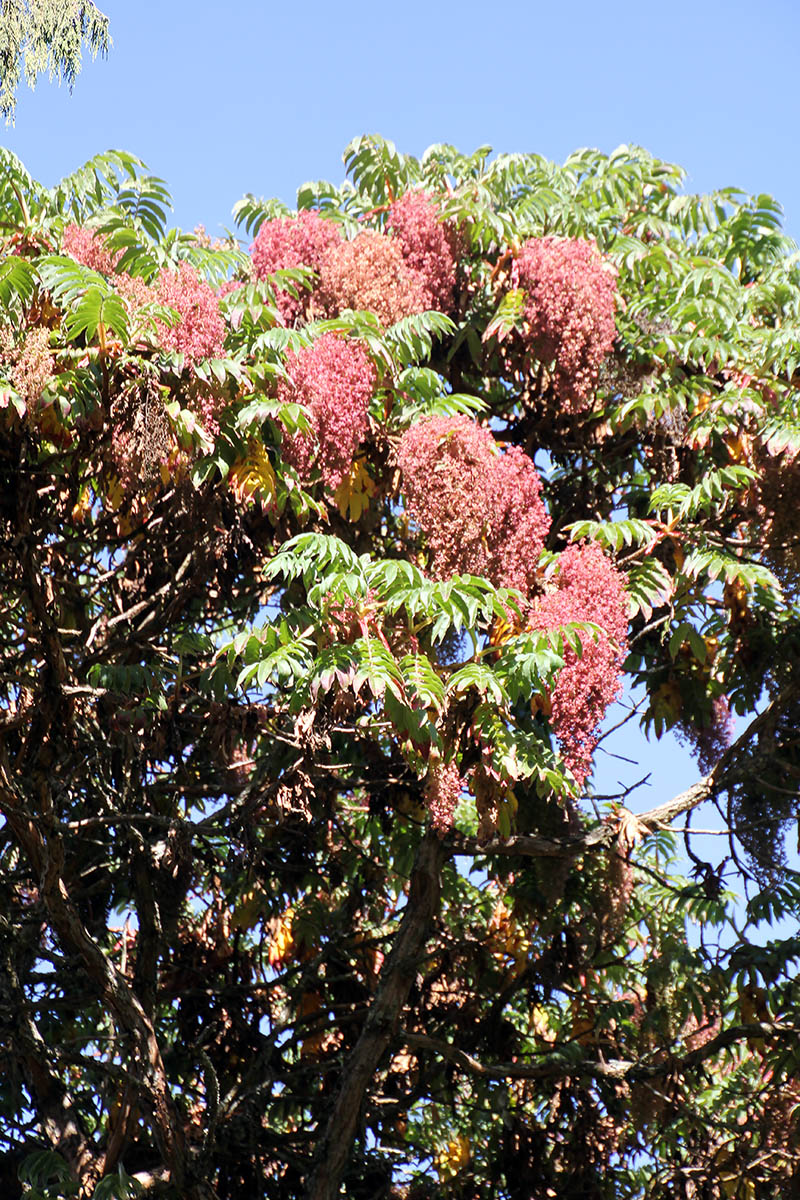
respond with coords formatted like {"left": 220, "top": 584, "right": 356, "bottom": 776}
{"left": 36, "top": 255, "right": 129, "bottom": 343}
{"left": 482, "top": 288, "right": 525, "bottom": 343}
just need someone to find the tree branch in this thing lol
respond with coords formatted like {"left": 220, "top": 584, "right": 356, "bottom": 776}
{"left": 450, "top": 686, "right": 796, "bottom": 861}
{"left": 404, "top": 1020, "right": 798, "bottom": 1085}
{"left": 0, "top": 915, "right": 97, "bottom": 1188}
{"left": 304, "top": 831, "right": 446, "bottom": 1200}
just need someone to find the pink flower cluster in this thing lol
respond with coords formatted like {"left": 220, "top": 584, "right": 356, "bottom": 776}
{"left": 487, "top": 447, "right": 552, "bottom": 594}
{"left": 530, "top": 542, "right": 629, "bottom": 786}
{"left": 61, "top": 223, "right": 119, "bottom": 274}
{"left": 61, "top": 223, "right": 149, "bottom": 311}
{"left": 396, "top": 415, "right": 550, "bottom": 590}
{"left": 249, "top": 193, "right": 457, "bottom": 327}
{"left": 681, "top": 1007, "right": 721, "bottom": 1053}
{"left": 317, "top": 231, "right": 430, "bottom": 326}
{"left": 277, "top": 333, "right": 376, "bottom": 490}
{"left": 154, "top": 262, "right": 226, "bottom": 364}
{"left": 386, "top": 190, "right": 457, "bottom": 314}
{"left": 251, "top": 210, "right": 342, "bottom": 324}
{"left": 425, "top": 759, "right": 462, "bottom": 834}
{"left": 61, "top": 225, "right": 226, "bottom": 365}
{"left": 512, "top": 237, "right": 618, "bottom": 411}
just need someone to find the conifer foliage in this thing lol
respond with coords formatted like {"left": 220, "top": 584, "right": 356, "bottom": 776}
{"left": 0, "top": 0, "right": 110, "bottom": 122}
{"left": 2, "top": 136, "right": 800, "bottom": 1199}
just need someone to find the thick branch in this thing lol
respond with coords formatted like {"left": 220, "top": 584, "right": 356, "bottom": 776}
{"left": 404, "top": 1020, "right": 798, "bottom": 1085}
{"left": 38, "top": 827, "right": 187, "bottom": 1189}
{"left": 451, "top": 687, "right": 795, "bottom": 861}
{"left": 304, "top": 831, "right": 446, "bottom": 1200}
{"left": 0, "top": 768, "right": 187, "bottom": 1190}
{"left": 0, "top": 915, "right": 96, "bottom": 1188}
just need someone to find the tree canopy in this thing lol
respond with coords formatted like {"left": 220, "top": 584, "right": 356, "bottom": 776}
{"left": 1, "top": 135, "right": 799, "bottom": 1199}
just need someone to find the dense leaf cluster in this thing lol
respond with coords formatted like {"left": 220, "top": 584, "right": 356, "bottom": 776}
{"left": 1, "top": 136, "right": 800, "bottom": 1199}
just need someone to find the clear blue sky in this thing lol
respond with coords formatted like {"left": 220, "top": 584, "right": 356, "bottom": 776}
{"left": 3, "top": 0, "right": 795, "bottom": 881}
{"left": 4, "top": 0, "right": 800, "bottom": 239}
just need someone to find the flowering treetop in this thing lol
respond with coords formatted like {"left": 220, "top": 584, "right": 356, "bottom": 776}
{"left": 1, "top": 136, "right": 800, "bottom": 1200}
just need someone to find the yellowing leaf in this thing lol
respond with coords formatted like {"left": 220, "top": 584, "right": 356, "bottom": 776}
{"left": 529, "top": 1005, "right": 555, "bottom": 1043}
{"left": 436, "top": 1134, "right": 471, "bottom": 1179}
{"left": 268, "top": 906, "right": 295, "bottom": 967}
{"left": 615, "top": 806, "right": 647, "bottom": 855}
{"left": 334, "top": 456, "right": 376, "bottom": 521}
{"left": 71, "top": 486, "right": 93, "bottom": 525}
{"left": 724, "top": 432, "right": 751, "bottom": 465}
{"left": 738, "top": 984, "right": 770, "bottom": 1055}
{"left": 104, "top": 474, "right": 125, "bottom": 512}
{"left": 229, "top": 440, "right": 277, "bottom": 506}
{"left": 570, "top": 996, "right": 597, "bottom": 1046}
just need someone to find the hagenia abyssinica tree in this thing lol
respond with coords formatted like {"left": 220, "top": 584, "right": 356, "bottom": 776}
{"left": 1, "top": 137, "right": 800, "bottom": 1199}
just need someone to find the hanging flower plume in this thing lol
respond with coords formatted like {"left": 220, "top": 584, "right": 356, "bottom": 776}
{"left": 397, "top": 415, "right": 550, "bottom": 590}
{"left": 61, "top": 223, "right": 119, "bottom": 275}
{"left": 486, "top": 446, "right": 553, "bottom": 594}
{"left": 512, "top": 237, "right": 618, "bottom": 411}
{"left": 154, "top": 263, "right": 226, "bottom": 364}
{"left": 530, "top": 542, "right": 629, "bottom": 785}
{"left": 318, "top": 231, "right": 431, "bottom": 326}
{"left": 425, "top": 759, "right": 462, "bottom": 835}
{"left": 62, "top": 225, "right": 225, "bottom": 365}
{"left": 8, "top": 328, "right": 54, "bottom": 409}
{"left": 61, "top": 223, "right": 151, "bottom": 309}
{"left": 386, "top": 190, "right": 458, "bottom": 314}
{"left": 250, "top": 210, "right": 342, "bottom": 323}
{"left": 277, "top": 333, "right": 376, "bottom": 490}
{"left": 675, "top": 694, "right": 734, "bottom": 775}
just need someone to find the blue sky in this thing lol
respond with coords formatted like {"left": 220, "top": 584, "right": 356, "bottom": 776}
{"left": 5, "top": 0, "right": 800, "bottom": 240}
{"left": 3, "top": 0, "right": 796, "bottom": 878}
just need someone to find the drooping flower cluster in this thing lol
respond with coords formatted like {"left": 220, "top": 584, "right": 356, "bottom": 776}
{"left": 154, "top": 263, "right": 226, "bottom": 364}
{"left": 753, "top": 446, "right": 800, "bottom": 594}
{"left": 397, "top": 415, "right": 550, "bottom": 589}
{"left": 386, "top": 190, "right": 457, "bottom": 313}
{"left": 61, "top": 224, "right": 151, "bottom": 310}
{"left": 425, "top": 759, "right": 462, "bottom": 834}
{"left": 277, "top": 333, "right": 376, "bottom": 490}
{"left": 530, "top": 542, "right": 629, "bottom": 786}
{"left": 62, "top": 225, "right": 226, "bottom": 366}
{"left": 248, "top": 193, "right": 457, "bottom": 328}
{"left": 109, "top": 378, "right": 173, "bottom": 492}
{"left": 250, "top": 210, "right": 342, "bottom": 324}
{"left": 486, "top": 447, "right": 552, "bottom": 594}
{"left": 61, "top": 223, "right": 119, "bottom": 275}
{"left": 317, "top": 232, "right": 430, "bottom": 326}
{"left": 675, "top": 694, "right": 734, "bottom": 776}
{"left": 598, "top": 848, "right": 635, "bottom": 943}
{"left": 761, "top": 1075, "right": 800, "bottom": 1161}
{"left": 9, "top": 327, "right": 54, "bottom": 408}
{"left": 680, "top": 1007, "right": 721, "bottom": 1053}
{"left": 512, "top": 237, "right": 618, "bottom": 411}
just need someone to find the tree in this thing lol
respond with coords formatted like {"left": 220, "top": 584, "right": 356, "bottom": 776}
{"left": 0, "top": 0, "right": 110, "bottom": 123}
{"left": 1, "top": 134, "right": 799, "bottom": 1199}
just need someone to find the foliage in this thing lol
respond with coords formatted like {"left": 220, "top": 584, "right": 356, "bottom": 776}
{"left": 1, "top": 135, "right": 800, "bottom": 1200}
{"left": 0, "top": 0, "right": 110, "bottom": 123}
